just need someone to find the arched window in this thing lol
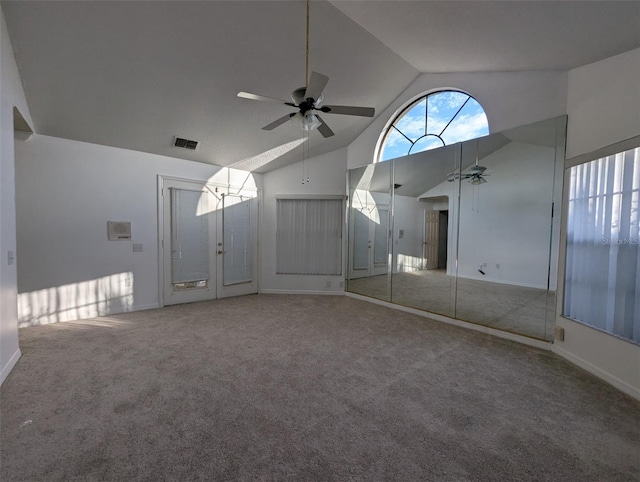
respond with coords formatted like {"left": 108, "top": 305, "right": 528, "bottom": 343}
{"left": 378, "top": 90, "right": 489, "bottom": 162}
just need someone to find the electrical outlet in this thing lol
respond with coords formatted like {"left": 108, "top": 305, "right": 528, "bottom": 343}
{"left": 553, "top": 326, "right": 565, "bottom": 341}
{"left": 496, "top": 263, "right": 500, "bottom": 269}
{"left": 325, "top": 280, "right": 332, "bottom": 288}
{"left": 133, "top": 244, "right": 143, "bottom": 252}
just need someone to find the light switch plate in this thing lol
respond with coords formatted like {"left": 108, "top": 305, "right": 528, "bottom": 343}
{"left": 133, "top": 244, "right": 143, "bottom": 252}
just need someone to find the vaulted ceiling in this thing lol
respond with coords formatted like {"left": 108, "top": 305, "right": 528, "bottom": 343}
{"left": 3, "top": 1, "right": 639, "bottom": 173}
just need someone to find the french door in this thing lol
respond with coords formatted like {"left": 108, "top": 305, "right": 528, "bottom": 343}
{"left": 350, "top": 205, "right": 389, "bottom": 279}
{"left": 160, "top": 177, "right": 258, "bottom": 306}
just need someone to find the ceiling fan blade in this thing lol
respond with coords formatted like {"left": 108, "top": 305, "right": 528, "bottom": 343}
{"left": 322, "top": 105, "right": 375, "bottom": 117}
{"left": 305, "top": 71, "right": 329, "bottom": 101}
{"left": 315, "top": 115, "right": 334, "bottom": 138}
{"left": 238, "top": 91, "right": 294, "bottom": 106}
{"left": 262, "top": 114, "right": 293, "bottom": 131}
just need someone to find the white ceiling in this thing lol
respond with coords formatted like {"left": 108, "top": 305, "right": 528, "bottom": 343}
{"left": 3, "top": 1, "right": 639, "bottom": 173}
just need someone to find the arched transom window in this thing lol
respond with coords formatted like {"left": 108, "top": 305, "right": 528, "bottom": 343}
{"left": 379, "top": 90, "right": 489, "bottom": 162}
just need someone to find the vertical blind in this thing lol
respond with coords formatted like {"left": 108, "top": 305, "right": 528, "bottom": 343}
{"left": 223, "top": 196, "right": 253, "bottom": 286}
{"left": 276, "top": 198, "right": 343, "bottom": 275}
{"left": 170, "top": 188, "right": 209, "bottom": 284}
{"left": 563, "top": 147, "right": 640, "bottom": 343}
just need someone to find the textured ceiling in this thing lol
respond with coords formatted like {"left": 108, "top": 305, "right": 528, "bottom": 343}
{"left": 2, "top": 1, "right": 639, "bottom": 173}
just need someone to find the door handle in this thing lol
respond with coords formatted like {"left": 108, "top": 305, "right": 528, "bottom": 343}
{"left": 217, "top": 250, "right": 223, "bottom": 255}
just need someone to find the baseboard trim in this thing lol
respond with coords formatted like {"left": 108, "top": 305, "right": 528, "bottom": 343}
{"left": 260, "top": 289, "right": 345, "bottom": 296}
{"left": 0, "top": 349, "right": 22, "bottom": 386}
{"left": 553, "top": 344, "right": 640, "bottom": 401}
{"left": 345, "top": 292, "right": 552, "bottom": 351}
{"left": 132, "top": 303, "right": 160, "bottom": 312}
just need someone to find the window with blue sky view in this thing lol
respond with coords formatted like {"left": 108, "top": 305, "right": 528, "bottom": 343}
{"left": 379, "top": 91, "right": 489, "bottom": 161}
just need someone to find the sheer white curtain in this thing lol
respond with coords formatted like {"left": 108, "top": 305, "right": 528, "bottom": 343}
{"left": 563, "top": 147, "right": 640, "bottom": 343}
{"left": 276, "top": 198, "right": 343, "bottom": 275}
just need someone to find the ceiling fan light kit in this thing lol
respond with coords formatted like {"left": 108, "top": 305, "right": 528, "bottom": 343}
{"left": 236, "top": 0, "right": 375, "bottom": 138}
{"left": 469, "top": 176, "right": 487, "bottom": 185}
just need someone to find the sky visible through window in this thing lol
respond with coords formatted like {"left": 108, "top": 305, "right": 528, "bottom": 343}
{"left": 380, "top": 91, "right": 489, "bottom": 161}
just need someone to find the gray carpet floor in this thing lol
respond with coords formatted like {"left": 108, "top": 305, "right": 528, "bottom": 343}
{"left": 348, "top": 270, "right": 556, "bottom": 340}
{"left": 1, "top": 294, "right": 639, "bottom": 481}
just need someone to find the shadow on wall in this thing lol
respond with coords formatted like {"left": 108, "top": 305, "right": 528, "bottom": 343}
{"left": 17, "top": 272, "right": 134, "bottom": 328}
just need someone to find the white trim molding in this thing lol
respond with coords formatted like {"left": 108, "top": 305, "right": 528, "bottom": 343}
{"left": 0, "top": 349, "right": 22, "bottom": 386}
{"left": 345, "top": 292, "right": 552, "bottom": 351}
{"left": 553, "top": 344, "right": 640, "bottom": 401}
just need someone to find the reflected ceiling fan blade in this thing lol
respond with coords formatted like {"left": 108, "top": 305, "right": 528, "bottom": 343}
{"left": 238, "top": 91, "right": 294, "bottom": 106}
{"left": 315, "top": 115, "right": 334, "bottom": 138}
{"left": 262, "top": 114, "right": 294, "bottom": 131}
{"left": 305, "top": 71, "right": 329, "bottom": 101}
{"left": 321, "top": 105, "right": 375, "bottom": 117}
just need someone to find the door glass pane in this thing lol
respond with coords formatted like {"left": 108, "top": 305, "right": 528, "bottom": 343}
{"left": 171, "top": 188, "right": 209, "bottom": 289}
{"left": 353, "top": 210, "right": 369, "bottom": 270}
{"left": 223, "top": 195, "right": 253, "bottom": 286}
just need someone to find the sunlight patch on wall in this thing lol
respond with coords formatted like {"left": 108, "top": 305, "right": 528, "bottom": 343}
{"left": 18, "top": 272, "right": 134, "bottom": 327}
{"left": 189, "top": 167, "right": 259, "bottom": 217}
{"left": 229, "top": 138, "right": 307, "bottom": 172}
{"left": 396, "top": 254, "right": 423, "bottom": 273}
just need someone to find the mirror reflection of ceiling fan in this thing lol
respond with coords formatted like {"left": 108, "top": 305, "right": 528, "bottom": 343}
{"left": 236, "top": 0, "right": 375, "bottom": 138}
{"left": 447, "top": 162, "right": 490, "bottom": 184}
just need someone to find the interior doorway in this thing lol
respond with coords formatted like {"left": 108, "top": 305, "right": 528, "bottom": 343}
{"left": 438, "top": 210, "right": 448, "bottom": 269}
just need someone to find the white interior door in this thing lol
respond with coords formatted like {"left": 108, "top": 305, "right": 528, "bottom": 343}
{"left": 160, "top": 178, "right": 258, "bottom": 306}
{"left": 217, "top": 192, "right": 258, "bottom": 298}
{"left": 162, "top": 179, "right": 218, "bottom": 305}
{"left": 424, "top": 210, "right": 439, "bottom": 270}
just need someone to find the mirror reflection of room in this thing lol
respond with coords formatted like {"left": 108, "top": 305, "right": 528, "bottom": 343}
{"left": 346, "top": 116, "right": 566, "bottom": 342}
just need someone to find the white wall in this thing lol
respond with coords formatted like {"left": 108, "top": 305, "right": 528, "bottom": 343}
{"left": 391, "top": 194, "right": 424, "bottom": 273}
{"left": 0, "top": 8, "right": 33, "bottom": 385}
{"left": 15, "top": 134, "right": 261, "bottom": 326}
{"left": 566, "top": 48, "right": 640, "bottom": 159}
{"left": 417, "top": 141, "right": 557, "bottom": 289}
{"left": 348, "top": 71, "right": 568, "bottom": 169}
{"left": 261, "top": 148, "right": 347, "bottom": 293}
{"left": 556, "top": 47, "right": 640, "bottom": 400}
{"left": 456, "top": 142, "right": 556, "bottom": 289}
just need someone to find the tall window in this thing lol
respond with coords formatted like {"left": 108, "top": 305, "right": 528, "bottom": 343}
{"left": 563, "top": 147, "right": 640, "bottom": 343}
{"left": 276, "top": 198, "right": 343, "bottom": 275}
{"left": 379, "top": 91, "right": 489, "bottom": 162}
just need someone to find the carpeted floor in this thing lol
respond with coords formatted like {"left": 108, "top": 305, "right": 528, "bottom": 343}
{"left": 348, "top": 270, "right": 556, "bottom": 340}
{"left": 1, "top": 295, "right": 638, "bottom": 481}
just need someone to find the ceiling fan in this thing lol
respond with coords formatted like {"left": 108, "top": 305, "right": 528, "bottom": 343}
{"left": 447, "top": 160, "right": 490, "bottom": 184}
{"left": 236, "top": 0, "right": 375, "bottom": 138}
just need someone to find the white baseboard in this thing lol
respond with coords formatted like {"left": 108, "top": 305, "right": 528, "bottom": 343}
{"left": 553, "top": 344, "right": 640, "bottom": 401}
{"left": 132, "top": 303, "right": 160, "bottom": 312}
{"left": 345, "top": 292, "right": 552, "bottom": 351}
{"left": 0, "top": 349, "right": 22, "bottom": 386}
{"left": 259, "top": 289, "right": 345, "bottom": 296}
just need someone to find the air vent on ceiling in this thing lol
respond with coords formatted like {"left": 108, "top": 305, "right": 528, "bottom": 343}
{"left": 173, "top": 136, "right": 199, "bottom": 150}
